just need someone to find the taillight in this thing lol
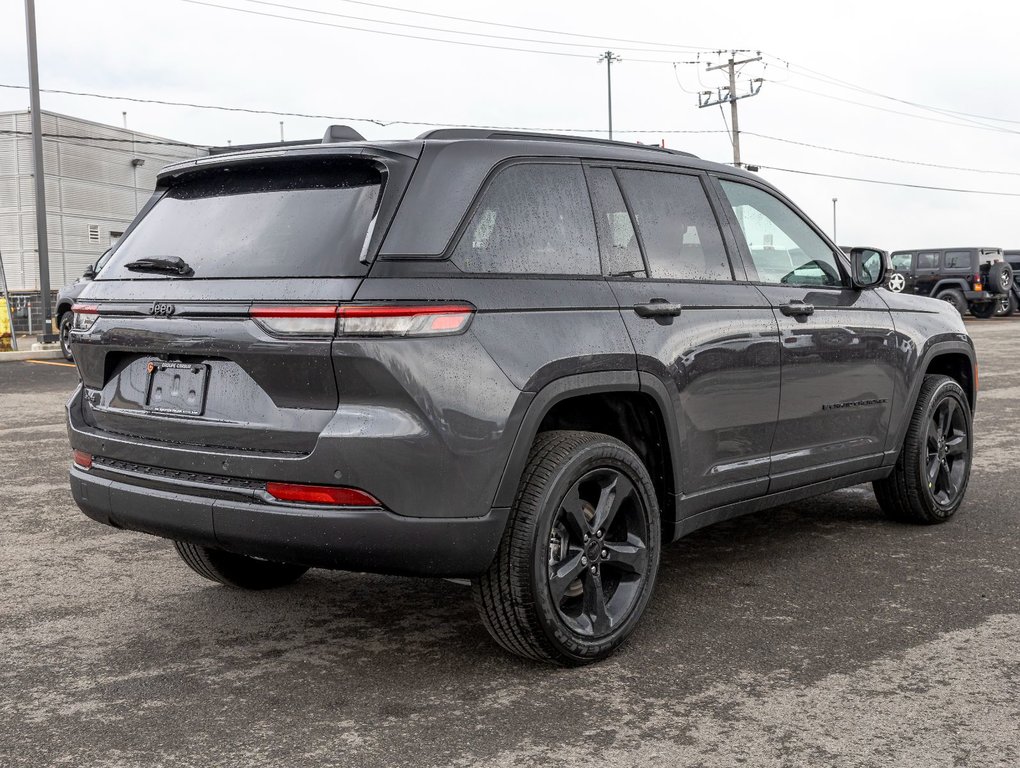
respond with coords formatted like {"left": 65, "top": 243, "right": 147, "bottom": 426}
{"left": 71, "top": 304, "right": 99, "bottom": 333}
{"left": 266, "top": 482, "right": 380, "bottom": 506}
{"left": 250, "top": 304, "right": 474, "bottom": 338}
{"left": 973, "top": 274, "right": 984, "bottom": 292}
{"left": 72, "top": 450, "right": 93, "bottom": 470}
{"left": 338, "top": 304, "right": 474, "bottom": 337}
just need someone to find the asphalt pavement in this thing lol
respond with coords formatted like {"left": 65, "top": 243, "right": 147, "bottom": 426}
{"left": 1, "top": 323, "right": 1017, "bottom": 767}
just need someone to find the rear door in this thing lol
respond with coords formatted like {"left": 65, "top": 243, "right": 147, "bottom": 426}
{"left": 714, "top": 176, "right": 897, "bottom": 490}
{"left": 589, "top": 163, "right": 782, "bottom": 513}
{"left": 913, "top": 251, "right": 941, "bottom": 296}
{"left": 73, "top": 154, "right": 406, "bottom": 454}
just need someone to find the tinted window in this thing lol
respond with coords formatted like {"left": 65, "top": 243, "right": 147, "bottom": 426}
{"left": 103, "top": 160, "right": 381, "bottom": 279}
{"left": 585, "top": 168, "right": 645, "bottom": 277}
{"left": 616, "top": 170, "right": 731, "bottom": 281}
{"left": 891, "top": 252, "right": 912, "bottom": 270}
{"left": 917, "top": 252, "right": 939, "bottom": 269}
{"left": 452, "top": 163, "right": 599, "bottom": 275}
{"left": 719, "top": 180, "right": 842, "bottom": 287}
{"left": 944, "top": 250, "right": 971, "bottom": 269}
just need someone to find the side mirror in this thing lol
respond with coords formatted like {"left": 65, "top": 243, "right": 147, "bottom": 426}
{"left": 849, "top": 247, "right": 888, "bottom": 289}
{"left": 82, "top": 264, "right": 97, "bottom": 280}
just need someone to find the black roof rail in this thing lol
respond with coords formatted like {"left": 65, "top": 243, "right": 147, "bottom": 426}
{"left": 415, "top": 128, "right": 697, "bottom": 158}
{"left": 322, "top": 125, "right": 366, "bottom": 143}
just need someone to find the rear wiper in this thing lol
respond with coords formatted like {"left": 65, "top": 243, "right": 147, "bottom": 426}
{"left": 124, "top": 256, "right": 194, "bottom": 276}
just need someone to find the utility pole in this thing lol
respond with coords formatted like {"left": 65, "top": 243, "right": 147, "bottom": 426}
{"left": 596, "top": 50, "right": 621, "bottom": 140}
{"left": 832, "top": 198, "right": 838, "bottom": 241}
{"left": 24, "top": 0, "right": 54, "bottom": 341}
{"left": 697, "top": 52, "right": 763, "bottom": 167}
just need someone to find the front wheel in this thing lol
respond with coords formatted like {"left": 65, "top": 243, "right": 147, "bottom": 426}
{"left": 173, "top": 541, "right": 308, "bottom": 589}
{"left": 474, "top": 430, "right": 661, "bottom": 666}
{"left": 873, "top": 375, "right": 972, "bottom": 524}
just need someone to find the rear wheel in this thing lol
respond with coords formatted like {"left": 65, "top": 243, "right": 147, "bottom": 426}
{"left": 173, "top": 541, "right": 308, "bottom": 589}
{"left": 873, "top": 375, "right": 972, "bottom": 524}
{"left": 474, "top": 430, "right": 660, "bottom": 665}
{"left": 969, "top": 301, "right": 997, "bottom": 319}
{"left": 936, "top": 289, "right": 967, "bottom": 316}
{"left": 58, "top": 313, "right": 73, "bottom": 361}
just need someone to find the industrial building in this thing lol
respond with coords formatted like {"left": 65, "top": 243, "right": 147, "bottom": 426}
{"left": 0, "top": 110, "right": 205, "bottom": 329}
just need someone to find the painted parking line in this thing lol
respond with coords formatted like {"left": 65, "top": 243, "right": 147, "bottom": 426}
{"left": 23, "top": 359, "right": 77, "bottom": 368}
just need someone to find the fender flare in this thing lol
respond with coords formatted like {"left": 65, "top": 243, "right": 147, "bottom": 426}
{"left": 491, "top": 370, "right": 682, "bottom": 513}
{"left": 928, "top": 279, "right": 970, "bottom": 297}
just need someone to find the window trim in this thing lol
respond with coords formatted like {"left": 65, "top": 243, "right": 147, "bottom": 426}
{"left": 588, "top": 161, "right": 741, "bottom": 284}
{"left": 708, "top": 173, "right": 851, "bottom": 290}
{"left": 444, "top": 156, "right": 604, "bottom": 277}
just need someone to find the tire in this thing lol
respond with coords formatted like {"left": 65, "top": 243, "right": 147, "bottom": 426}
{"left": 873, "top": 375, "right": 972, "bottom": 524}
{"left": 1007, "top": 293, "right": 1019, "bottom": 317}
{"left": 969, "top": 301, "right": 997, "bottom": 319}
{"left": 173, "top": 541, "right": 308, "bottom": 589}
{"left": 994, "top": 295, "right": 1012, "bottom": 317}
{"left": 473, "top": 430, "right": 661, "bottom": 666}
{"left": 936, "top": 289, "right": 966, "bottom": 316}
{"left": 986, "top": 262, "right": 1013, "bottom": 295}
{"left": 58, "top": 313, "right": 74, "bottom": 361}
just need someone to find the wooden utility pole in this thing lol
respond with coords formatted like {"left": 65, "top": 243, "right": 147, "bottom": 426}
{"left": 699, "top": 53, "right": 763, "bottom": 167}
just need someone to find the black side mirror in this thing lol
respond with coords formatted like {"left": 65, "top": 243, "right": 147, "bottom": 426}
{"left": 82, "top": 264, "right": 97, "bottom": 280}
{"left": 849, "top": 247, "right": 888, "bottom": 289}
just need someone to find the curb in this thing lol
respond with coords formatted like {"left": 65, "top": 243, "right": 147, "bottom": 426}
{"left": 0, "top": 348, "right": 66, "bottom": 363}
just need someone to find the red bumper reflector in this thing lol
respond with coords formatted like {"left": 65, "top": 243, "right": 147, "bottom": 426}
{"left": 265, "top": 482, "right": 380, "bottom": 507}
{"left": 73, "top": 450, "right": 93, "bottom": 470}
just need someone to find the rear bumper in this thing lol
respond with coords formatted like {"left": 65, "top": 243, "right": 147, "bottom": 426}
{"left": 964, "top": 290, "right": 995, "bottom": 302}
{"left": 70, "top": 465, "right": 508, "bottom": 577}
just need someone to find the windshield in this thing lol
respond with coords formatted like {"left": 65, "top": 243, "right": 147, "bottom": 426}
{"left": 101, "top": 159, "right": 382, "bottom": 279}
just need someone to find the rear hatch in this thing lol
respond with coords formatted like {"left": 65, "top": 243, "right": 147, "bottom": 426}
{"left": 73, "top": 150, "right": 414, "bottom": 455}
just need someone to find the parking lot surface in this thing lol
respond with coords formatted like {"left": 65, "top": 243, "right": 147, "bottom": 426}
{"left": 1, "top": 322, "right": 1018, "bottom": 767}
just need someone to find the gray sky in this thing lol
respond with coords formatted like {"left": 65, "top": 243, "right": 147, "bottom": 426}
{"left": 3, "top": 0, "right": 1019, "bottom": 251}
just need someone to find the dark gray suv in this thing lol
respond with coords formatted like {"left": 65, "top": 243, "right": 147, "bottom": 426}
{"left": 67, "top": 129, "right": 976, "bottom": 665}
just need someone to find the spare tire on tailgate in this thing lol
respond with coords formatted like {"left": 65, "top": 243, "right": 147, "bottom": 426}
{"left": 986, "top": 261, "right": 1013, "bottom": 294}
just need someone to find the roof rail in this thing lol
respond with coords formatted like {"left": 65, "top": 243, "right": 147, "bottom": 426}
{"left": 322, "top": 125, "right": 366, "bottom": 143}
{"left": 415, "top": 128, "right": 697, "bottom": 158}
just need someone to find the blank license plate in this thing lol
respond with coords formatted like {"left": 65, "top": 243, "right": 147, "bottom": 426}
{"left": 144, "top": 361, "right": 209, "bottom": 416}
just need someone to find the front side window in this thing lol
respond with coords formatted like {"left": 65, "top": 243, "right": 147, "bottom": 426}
{"left": 891, "top": 253, "right": 912, "bottom": 271}
{"left": 616, "top": 170, "right": 731, "bottom": 281}
{"left": 916, "top": 252, "right": 939, "bottom": 270}
{"left": 719, "top": 180, "right": 843, "bottom": 287}
{"left": 452, "top": 163, "right": 599, "bottom": 275}
{"left": 944, "top": 250, "right": 970, "bottom": 269}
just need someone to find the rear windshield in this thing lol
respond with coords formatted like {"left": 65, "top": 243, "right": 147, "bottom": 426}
{"left": 101, "top": 160, "right": 382, "bottom": 279}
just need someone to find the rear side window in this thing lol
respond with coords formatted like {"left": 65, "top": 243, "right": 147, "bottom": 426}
{"left": 102, "top": 160, "right": 382, "bottom": 279}
{"left": 916, "top": 252, "right": 939, "bottom": 269}
{"left": 891, "top": 253, "right": 912, "bottom": 270}
{"left": 585, "top": 167, "right": 645, "bottom": 277}
{"left": 452, "top": 163, "right": 599, "bottom": 275}
{"left": 944, "top": 250, "right": 970, "bottom": 269}
{"left": 616, "top": 170, "right": 731, "bottom": 281}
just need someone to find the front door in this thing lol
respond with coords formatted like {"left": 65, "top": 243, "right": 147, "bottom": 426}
{"left": 585, "top": 164, "right": 782, "bottom": 514}
{"left": 714, "top": 177, "right": 898, "bottom": 492}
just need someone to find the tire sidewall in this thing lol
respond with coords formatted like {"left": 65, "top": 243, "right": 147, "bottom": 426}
{"left": 909, "top": 380, "right": 972, "bottom": 520}
{"left": 526, "top": 442, "right": 660, "bottom": 662}
{"left": 59, "top": 313, "right": 74, "bottom": 361}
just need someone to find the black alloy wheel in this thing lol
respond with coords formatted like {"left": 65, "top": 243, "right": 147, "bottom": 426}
{"left": 547, "top": 468, "right": 650, "bottom": 637}
{"left": 923, "top": 395, "right": 969, "bottom": 508}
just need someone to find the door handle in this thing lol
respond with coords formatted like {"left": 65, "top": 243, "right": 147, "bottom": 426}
{"left": 780, "top": 301, "right": 815, "bottom": 317}
{"left": 634, "top": 299, "right": 683, "bottom": 318}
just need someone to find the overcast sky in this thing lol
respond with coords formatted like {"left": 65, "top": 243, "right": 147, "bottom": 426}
{"left": 2, "top": 0, "right": 1019, "bottom": 251}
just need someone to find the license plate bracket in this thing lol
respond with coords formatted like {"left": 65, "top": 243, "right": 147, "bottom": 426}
{"left": 144, "top": 361, "right": 209, "bottom": 416}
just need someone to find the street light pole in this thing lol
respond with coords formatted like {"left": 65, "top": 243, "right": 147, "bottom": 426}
{"left": 597, "top": 51, "right": 621, "bottom": 140}
{"left": 832, "top": 197, "right": 838, "bottom": 242}
{"left": 24, "top": 0, "right": 53, "bottom": 341}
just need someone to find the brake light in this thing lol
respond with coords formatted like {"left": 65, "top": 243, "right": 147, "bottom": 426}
{"left": 249, "top": 304, "right": 474, "bottom": 338}
{"left": 338, "top": 304, "right": 474, "bottom": 337}
{"left": 71, "top": 304, "right": 99, "bottom": 333}
{"left": 72, "top": 450, "right": 93, "bottom": 470}
{"left": 265, "top": 482, "right": 380, "bottom": 506}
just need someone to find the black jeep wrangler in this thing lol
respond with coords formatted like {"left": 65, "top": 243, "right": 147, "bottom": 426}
{"left": 67, "top": 128, "right": 977, "bottom": 665}
{"left": 886, "top": 247, "right": 1012, "bottom": 318}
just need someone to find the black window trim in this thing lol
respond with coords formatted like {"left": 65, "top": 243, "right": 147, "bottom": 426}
{"left": 708, "top": 172, "right": 852, "bottom": 291}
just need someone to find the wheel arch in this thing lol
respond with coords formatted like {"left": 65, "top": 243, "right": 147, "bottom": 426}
{"left": 929, "top": 279, "right": 970, "bottom": 297}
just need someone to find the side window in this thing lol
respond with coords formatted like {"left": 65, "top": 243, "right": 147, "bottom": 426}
{"left": 585, "top": 167, "right": 645, "bottom": 277}
{"left": 452, "top": 163, "right": 599, "bottom": 275}
{"left": 944, "top": 250, "right": 970, "bottom": 269}
{"left": 916, "top": 252, "right": 939, "bottom": 270}
{"left": 616, "top": 169, "right": 732, "bottom": 281}
{"left": 891, "top": 252, "right": 912, "bottom": 271}
{"left": 719, "top": 180, "right": 843, "bottom": 287}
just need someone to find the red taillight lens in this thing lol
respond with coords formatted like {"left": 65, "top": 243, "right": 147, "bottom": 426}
{"left": 249, "top": 304, "right": 474, "bottom": 338}
{"left": 338, "top": 304, "right": 474, "bottom": 337}
{"left": 71, "top": 304, "right": 99, "bottom": 333}
{"left": 265, "top": 482, "right": 380, "bottom": 507}
{"left": 73, "top": 450, "right": 93, "bottom": 470}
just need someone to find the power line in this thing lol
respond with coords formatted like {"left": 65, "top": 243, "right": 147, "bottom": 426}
{"left": 0, "top": 128, "right": 203, "bottom": 148}
{"left": 756, "top": 166, "right": 1020, "bottom": 197}
{"left": 174, "top": 0, "right": 679, "bottom": 63}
